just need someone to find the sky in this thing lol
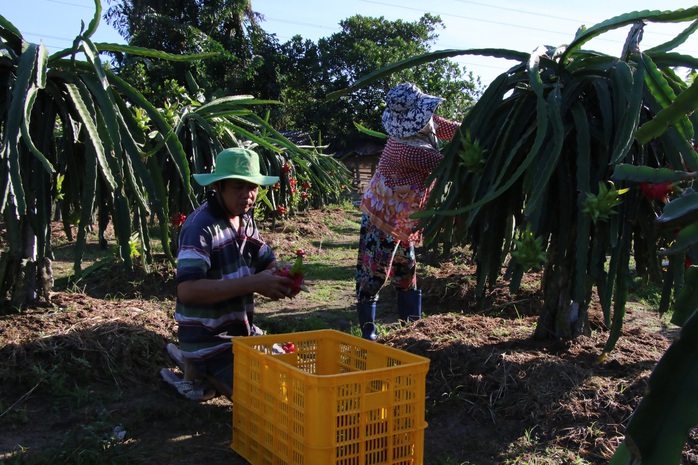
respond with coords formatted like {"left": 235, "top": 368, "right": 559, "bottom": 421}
{"left": 3, "top": 0, "right": 698, "bottom": 87}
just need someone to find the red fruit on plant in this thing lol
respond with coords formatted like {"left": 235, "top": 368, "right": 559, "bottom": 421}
{"left": 277, "top": 205, "right": 288, "bottom": 215}
{"left": 281, "top": 162, "right": 292, "bottom": 174}
{"left": 171, "top": 213, "right": 187, "bottom": 228}
{"left": 639, "top": 182, "right": 672, "bottom": 201}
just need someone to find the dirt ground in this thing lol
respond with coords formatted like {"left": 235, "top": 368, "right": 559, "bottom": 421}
{"left": 0, "top": 207, "right": 696, "bottom": 464}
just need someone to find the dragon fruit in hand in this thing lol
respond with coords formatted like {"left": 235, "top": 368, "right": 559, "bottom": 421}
{"left": 276, "top": 249, "right": 308, "bottom": 297}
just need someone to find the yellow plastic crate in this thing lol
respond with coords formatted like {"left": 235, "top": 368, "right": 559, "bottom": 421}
{"left": 231, "top": 329, "right": 430, "bottom": 465}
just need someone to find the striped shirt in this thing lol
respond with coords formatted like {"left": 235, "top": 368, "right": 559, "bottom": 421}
{"left": 360, "top": 115, "right": 460, "bottom": 244}
{"left": 175, "top": 192, "right": 275, "bottom": 360}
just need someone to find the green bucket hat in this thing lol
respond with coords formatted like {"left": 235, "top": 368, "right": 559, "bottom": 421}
{"left": 193, "top": 148, "right": 279, "bottom": 187}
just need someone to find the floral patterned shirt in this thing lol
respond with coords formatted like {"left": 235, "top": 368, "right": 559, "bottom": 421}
{"left": 360, "top": 115, "right": 460, "bottom": 244}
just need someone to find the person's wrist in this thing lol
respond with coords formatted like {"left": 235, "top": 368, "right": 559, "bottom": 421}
{"left": 249, "top": 273, "right": 261, "bottom": 294}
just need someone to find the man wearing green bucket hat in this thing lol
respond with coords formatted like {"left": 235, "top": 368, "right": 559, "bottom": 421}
{"left": 161, "top": 147, "right": 294, "bottom": 401}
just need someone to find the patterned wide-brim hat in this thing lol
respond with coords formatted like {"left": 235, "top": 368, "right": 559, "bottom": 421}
{"left": 193, "top": 148, "right": 279, "bottom": 187}
{"left": 381, "top": 83, "right": 444, "bottom": 138}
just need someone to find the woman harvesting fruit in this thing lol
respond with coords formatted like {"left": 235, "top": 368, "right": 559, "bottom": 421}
{"left": 355, "top": 83, "right": 461, "bottom": 340}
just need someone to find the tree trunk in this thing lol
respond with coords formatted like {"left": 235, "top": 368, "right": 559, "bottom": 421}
{"left": 0, "top": 215, "right": 53, "bottom": 314}
{"left": 534, "top": 239, "right": 591, "bottom": 340}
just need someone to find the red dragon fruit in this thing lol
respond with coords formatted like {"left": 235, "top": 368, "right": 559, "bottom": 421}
{"left": 276, "top": 249, "right": 308, "bottom": 297}
{"left": 639, "top": 181, "right": 673, "bottom": 202}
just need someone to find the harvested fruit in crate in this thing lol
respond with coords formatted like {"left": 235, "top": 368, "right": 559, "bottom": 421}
{"left": 272, "top": 342, "right": 296, "bottom": 354}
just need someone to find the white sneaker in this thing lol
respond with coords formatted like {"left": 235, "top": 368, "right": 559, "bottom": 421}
{"left": 160, "top": 368, "right": 216, "bottom": 401}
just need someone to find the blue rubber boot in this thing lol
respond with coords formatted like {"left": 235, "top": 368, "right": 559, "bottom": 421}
{"left": 397, "top": 289, "right": 422, "bottom": 325}
{"left": 357, "top": 302, "right": 377, "bottom": 341}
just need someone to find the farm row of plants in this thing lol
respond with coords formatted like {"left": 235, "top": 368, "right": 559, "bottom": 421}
{"left": 0, "top": 3, "right": 351, "bottom": 310}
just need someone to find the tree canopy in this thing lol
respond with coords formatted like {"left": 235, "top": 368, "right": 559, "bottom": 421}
{"left": 104, "top": 3, "right": 483, "bottom": 153}
{"left": 104, "top": 0, "right": 281, "bottom": 104}
{"left": 275, "top": 13, "right": 482, "bottom": 152}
